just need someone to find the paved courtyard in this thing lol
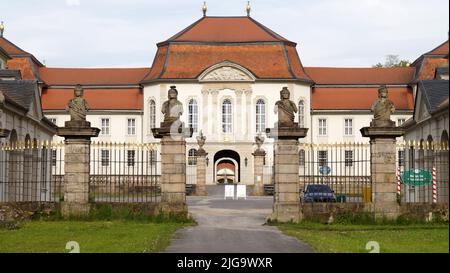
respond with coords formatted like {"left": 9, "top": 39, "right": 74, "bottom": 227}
{"left": 164, "top": 185, "right": 313, "bottom": 253}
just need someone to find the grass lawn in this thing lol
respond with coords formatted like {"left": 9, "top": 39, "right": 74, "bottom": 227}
{"left": 0, "top": 220, "right": 189, "bottom": 253}
{"left": 277, "top": 222, "right": 449, "bottom": 253}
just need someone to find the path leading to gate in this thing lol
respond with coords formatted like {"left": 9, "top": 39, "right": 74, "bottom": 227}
{"left": 164, "top": 185, "right": 313, "bottom": 253}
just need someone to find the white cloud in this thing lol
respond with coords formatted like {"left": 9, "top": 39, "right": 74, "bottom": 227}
{"left": 66, "top": 0, "right": 80, "bottom": 7}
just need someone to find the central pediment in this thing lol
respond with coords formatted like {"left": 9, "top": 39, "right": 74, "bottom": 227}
{"left": 198, "top": 61, "right": 256, "bottom": 82}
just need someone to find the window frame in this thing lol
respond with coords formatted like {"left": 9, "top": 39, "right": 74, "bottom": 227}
{"left": 148, "top": 99, "right": 156, "bottom": 131}
{"left": 100, "top": 117, "right": 111, "bottom": 136}
{"left": 318, "top": 118, "right": 327, "bottom": 136}
{"left": 298, "top": 100, "right": 305, "bottom": 128}
{"left": 344, "top": 118, "right": 353, "bottom": 136}
{"left": 188, "top": 99, "right": 199, "bottom": 133}
{"left": 256, "top": 99, "right": 266, "bottom": 133}
{"left": 222, "top": 99, "right": 233, "bottom": 134}
{"left": 127, "top": 118, "right": 136, "bottom": 136}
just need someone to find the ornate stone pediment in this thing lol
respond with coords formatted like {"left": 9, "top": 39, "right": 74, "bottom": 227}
{"left": 199, "top": 62, "right": 255, "bottom": 82}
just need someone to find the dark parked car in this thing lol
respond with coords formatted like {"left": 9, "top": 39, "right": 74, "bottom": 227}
{"left": 301, "top": 184, "right": 336, "bottom": 203}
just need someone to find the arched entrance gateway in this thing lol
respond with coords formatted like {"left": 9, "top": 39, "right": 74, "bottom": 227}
{"left": 213, "top": 150, "right": 240, "bottom": 184}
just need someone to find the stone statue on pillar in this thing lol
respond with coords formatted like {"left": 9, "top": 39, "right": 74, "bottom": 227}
{"left": 65, "top": 85, "right": 91, "bottom": 128}
{"left": 162, "top": 86, "right": 183, "bottom": 124}
{"left": 370, "top": 86, "right": 396, "bottom": 127}
{"left": 196, "top": 130, "right": 207, "bottom": 156}
{"left": 274, "top": 87, "right": 298, "bottom": 128}
{"left": 254, "top": 133, "right": 266, "bottom": 155}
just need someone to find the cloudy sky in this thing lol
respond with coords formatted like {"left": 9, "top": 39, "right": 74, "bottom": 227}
{"left": 1, "top": 0, "right": 448, "bottom": 68}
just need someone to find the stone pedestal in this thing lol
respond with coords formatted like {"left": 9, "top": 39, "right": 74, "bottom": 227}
{"left": 196, "top": 149, "right": 208, "bottom": 196}
{"left": 153, "top": 125, "right": 193, "bottom": 215}
{"left": 267, "top": 126, "right": 308, "bottom": 223}
{"left": 361, "top": 127, "right": 404, "bottom": 219}
{"left": 252, "top": 150, "right": 266, "bottom": 196}
{"left": 57, "top": 122, "right": 100, "bottom": 218}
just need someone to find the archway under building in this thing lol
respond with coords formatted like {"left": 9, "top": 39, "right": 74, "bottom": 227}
{"left": 213, "top": 150, "right": 240, "bottom": 184}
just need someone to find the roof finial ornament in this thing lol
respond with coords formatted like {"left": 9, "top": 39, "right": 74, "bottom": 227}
{"left": 202, "top": 1, "right": 207, "bottom": 17}
{"left": 0, "top": 21, "right": 5, "bottom": 38}
{"left": 246, "top": 1, "right": 251, "bottom": 17}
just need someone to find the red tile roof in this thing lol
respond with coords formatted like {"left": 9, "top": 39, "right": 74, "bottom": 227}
{"left": 415, "top": 58, "right": 448, "bottom": 81}
{"left": 143, "top": 44, "right": 311, "bottom": 81}
{"left": 0, "top": 36, "right": 30, "bottom": 56}
{"left": 312, "top": 87, "right": 414, "bottom": 110}
{"left": 304, "top": 67, "right": 416, "bottom": 85}
{"left": 163, "top": 16, "right": 293, "bottom": 44}
{"left": 41, "top": 88, "right": 143, "bottom": 110}
{"left": 425, "top": 40, "right": 449, "bottom": 55}
{"left": 39, "top": 67, "right": 150, "bottom": 85}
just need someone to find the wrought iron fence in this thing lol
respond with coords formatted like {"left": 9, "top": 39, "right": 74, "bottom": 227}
{"left": 0, "top": 140, "right": 63, "bottom": 202}
{"left": 396, "top": 140, "right": 449, "bottom": 204}
{"left": 299, "top": 142, "right": 372, "bottom": 203}
{"left": 90, "top": 142, "right": 161, "bottom": 203}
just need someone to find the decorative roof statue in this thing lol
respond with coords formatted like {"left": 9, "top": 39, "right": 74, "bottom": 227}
{"left": 0, "top": 21, "right": 4, "bottom": 37}
{"left": 161, "top": 86, "right": 183, "bottom": 126}
{"left": 370, "top": 85, "right": 396, "bottom": 127}
{"left": 246, "top": 1, "right": 251, "bottom": 17}
{"left": 274, "top": 87, "right": 298, "bottom": 128}
{"left": 67, "top": 85, "right": 89, "bottom": 122}
{"left": 202, "top": 2, "right": 207, "bottom": 17}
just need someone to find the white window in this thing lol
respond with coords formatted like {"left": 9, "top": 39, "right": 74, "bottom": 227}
{"left": 127, "top": 118, "right": 136, "bottom": 135}
{"left": 345, "top": 150, "right": 354, "bottom": 167}
{"left": 299, "top": 149, "right": 306, "bottom": 167}
{"left": 127, "top": 150, "right": 135, "bottom": 167}
{"left": 0, "top": 59, "right": 5, "bottom": 69}
{"left": 318, "top": 119, "right": 327, "bottom": 136}
{"left": 149, "top": 100, "right": 156, "bottom": 130}
{"left": 101, "top": 118, "right": 110, "bottom": 135}
{"left": 101, "top": 150, "right": 110, "bottom": 167}
{"left": 188, "top": 149, "right": 198, "bottom": 165}
{"left": 298, "top": 100, "right": 305, "bottom": 128}
{"left": 318, "top": 150, "right": 328, "bottom": 167}
{"left": 256, "top": 99, "right": 266, "bottom": 133}
{"left": 398, "top": 150, "right": 405, "bottom": 167}
{"left": 188, "top": 99, "right": 198, "bottom": 133}
{"left": 51, "top": 149, "right": 57, "bottom": 167}
{"left": 344, "top": 118, "right": 353, "bottom": 136}
{"left": 397, "top": 118, "right": 406, "bottom": 126}
{"left": 222, "top": 99, "right": 232, "bottom": 133}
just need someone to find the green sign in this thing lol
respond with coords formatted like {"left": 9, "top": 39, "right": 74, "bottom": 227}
{"left": 400, "top": 169, "right": 433, "bottom": 186}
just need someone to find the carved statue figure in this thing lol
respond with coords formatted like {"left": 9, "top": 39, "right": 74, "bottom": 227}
{"left": 274, "top": 87, "right": 298, "bottom": 127}
{"left": 197, "top": 130, "right": 206, "bottom": 149}
{"left": 255, "top": 133, "right": 265, "bottom": 152}
{"left": 370, "top": 86, "right": 396, "bottom": 127}
{"left": 66, "top": 85, "right": 89, "bottom": 122}
{"left": 161, "top": 86, "right": 183, "bottom": 125}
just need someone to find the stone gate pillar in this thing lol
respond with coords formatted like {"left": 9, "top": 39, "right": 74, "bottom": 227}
{"left": 267, "top": 87, "right": 308, "bottom": 223}
{"left": 361, "top": 127, "right": 403, "bottom": 219}
{"left": 57, "top": 85, "right": 100, "bottom": 217}
{"left": 152, "top": 86, "right": 193, "bottom": 215}
{"left": 195, "top": 131, "right": 207, "bottom": 196}
{"left": 361, "top": 85, "right": 404, "bottom": 219}
{"left": 252, "top": 134, "right": 266, "bottom": 196}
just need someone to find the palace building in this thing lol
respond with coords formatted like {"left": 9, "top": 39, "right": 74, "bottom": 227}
{"left": 0, "top": 13, "right": 448, "bottom": 186}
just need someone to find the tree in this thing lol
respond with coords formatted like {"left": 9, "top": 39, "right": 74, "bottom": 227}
{"left": 373, "top": 55, "right": 411, "bottom": 67}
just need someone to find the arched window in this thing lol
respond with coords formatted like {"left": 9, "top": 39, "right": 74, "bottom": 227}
{"left": 188, "top": 99, "right": 198, "bottom": 133}
{"left": 256, "top": 99, "right": 266, "bottom": 133}
{"left": 299, "top": 149, "right": 305, "bottom": 167}
{"left": 149, "top": 99, "right": 156, "bottom": 130}
{"left": 222, "top": 99, "right": 232, "bottom": 133}
{"left": 188, "top": 149, "right": 198, "bottom": 165}
{"left": 298, "top": 100, "right": 305, "bottom": 128}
